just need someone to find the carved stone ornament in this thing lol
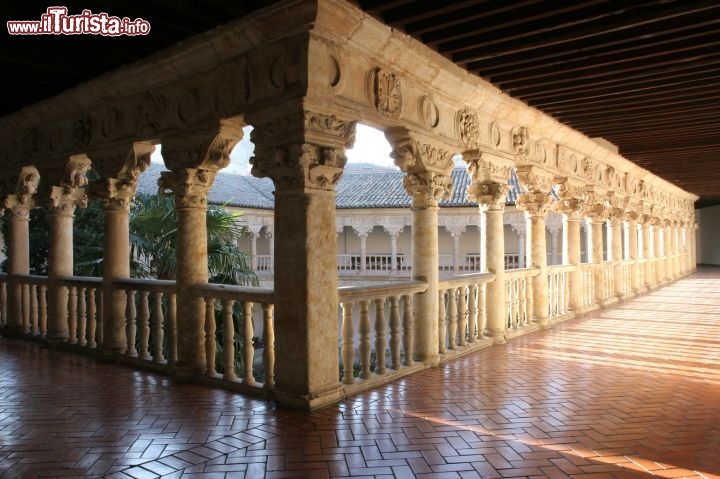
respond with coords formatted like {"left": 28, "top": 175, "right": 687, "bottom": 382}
{"left": 466, "top": 181, "right": 508, "bottom": 207}
{"left": 516, "top": 190, "right": 554, "bottom": 217}
{"left": 251, "top": 142, "right": 347, "bottom": 191}
{"left": 403, "top": 172, "right": 452, "bottom": 208}
{"left": 373, "top": 68, "right": 402, "bottom": 119}
{"left": 3, "top": 166, "right": 41, "bottom": 217}
{"left": 462, "top": 150, "right": 513, "bottom": 206}
{"left": 386, "top": 128, "right": 454, "bottom": 175}
{"left": 158, "top": 168, "right": 216, "bottom": 210}
{"left": 304, "top": 112, "right": 357, "bottom": 150}
{"left": 512, "top": 127, "right": 530, "bottom": 163}
{"left": 48, "top": 155, "right": 92, "bottom": 212}
{"left": 581, "top": 186, "right": 610, "bottom": 220}
{"left": 456, "top": 108, "right": 479, "bottom": 148}
{"left": 72, "top": 114, "right": 92, "bottom": 149}
{"left": 90, "top": 144, "right": 153, "bottom": 211}
{"left": 162, "top": 121, "right": 243, "bottom": 171}
{"left": 136, "top": 92, "right": 166, "bottom": 137}
{"left": 515, "top": 165, "right": 554, "bottom": 197}
{"left": 554, "top": 177, "right": 585, "bottom": 218}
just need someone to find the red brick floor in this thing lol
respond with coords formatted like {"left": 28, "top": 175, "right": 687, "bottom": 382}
{"left": 1, "top": 268, "right": 719, "bottom": 478}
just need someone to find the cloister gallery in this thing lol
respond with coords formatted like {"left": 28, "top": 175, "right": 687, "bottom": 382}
{"left": 0, "top": 0, "right": 699, "bottom": 412}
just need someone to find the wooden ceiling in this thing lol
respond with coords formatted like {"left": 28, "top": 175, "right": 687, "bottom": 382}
{"left": 2, "top": 1, "right": 719, "bottom": 207}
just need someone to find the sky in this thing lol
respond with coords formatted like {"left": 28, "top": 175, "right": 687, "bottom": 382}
{"left": 150, "top": 124, "right": 396, "bottom": 174}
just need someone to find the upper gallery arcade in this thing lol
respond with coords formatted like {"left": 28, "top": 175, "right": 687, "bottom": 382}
{"left": 0, "top": 0, "right": 697, "bottom": 410}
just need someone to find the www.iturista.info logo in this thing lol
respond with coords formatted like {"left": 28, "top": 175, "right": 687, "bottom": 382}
{"left": 7, "top": 6, "right": 151, "bottom": 36}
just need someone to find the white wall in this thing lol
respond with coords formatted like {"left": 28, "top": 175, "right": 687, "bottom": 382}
{"left": 697, "top": 205, "right": 720, "bottom": 265}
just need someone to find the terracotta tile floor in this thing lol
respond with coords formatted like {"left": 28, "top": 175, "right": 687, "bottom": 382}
{"left": 2, "top": 268, "right": 719, "bottom": 478}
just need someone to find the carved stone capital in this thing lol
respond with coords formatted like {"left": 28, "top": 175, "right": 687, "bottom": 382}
{"left": 554, "top": 177, "right": 585, "bottom": 219}
{"left": 90, "top": 143, "right": 154, "bottom": 211}
{"left": 462, "top": 150, "right": 513, "bottom": 206}
{"left": 252, "top": 142, "right": 346, "bottom": 191}
{"left": 158, "top": 168, "right": 216, "bottom": 210}
{"left": 3, "top": 166, "right": 41, "bottom": 217}
{"left": 582, "top": 185, "right": 610, "bottom": 220}
{"left": 386, "top": 128, "right": 455, "bottom": 175}
{"left": 46, "top": 155, "right": 92, "bottom": 213}
{"left": 515, "top": 165, "right": 555, "bottom": 217}
{"left": 250, "top": 111, "right": 356, "bottom": 191}
{"left": 403, "top": 172, "right": 452, "bottom": 209}
{"left": 161, "top": 120, "right": 243, "bottom": 171}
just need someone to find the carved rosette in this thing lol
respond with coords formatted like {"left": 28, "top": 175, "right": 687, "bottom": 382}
{"left": 158, "top": 168, "right": 216, "bottom": 210}
{"left": 91, "top": 143, "right": 154, "bottom": 211}
{"left": 161, "top": 121, "right": 244, "bottom": 171}
{"left": 47, "top": 155, "right": 92, "bottom": 214}
{"left": 3, "top": 166, "right": 41, "bottom": 218}
{"left": 373, "top": 68, "right": 402, "bottom": 119}
{"left": 462, "top": 150, "right": 513, "bottom": 207}
{"left": 403, "top": 172, "right": 452, "bottom": 209}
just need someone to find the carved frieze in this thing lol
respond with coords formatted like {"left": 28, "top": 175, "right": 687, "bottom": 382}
{"left": 512, "top": 127, "right": 529, "bottom": 163}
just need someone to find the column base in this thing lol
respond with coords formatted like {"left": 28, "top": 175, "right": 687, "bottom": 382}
{"left": 272, "top": 384, "right": 343, "bottom": 411}
{"left": 489, "top": 330, "right": 507, "bottom": 344}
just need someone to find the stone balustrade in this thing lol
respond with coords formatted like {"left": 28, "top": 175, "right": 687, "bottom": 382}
{"left": 438, "top": 272, "right": 494, "bottom": 356}
{"left": 505, "top": 267, "right": 539, "bottom": 336}
{"left": 548, "top": 264, "right": 574, "bottom": 321}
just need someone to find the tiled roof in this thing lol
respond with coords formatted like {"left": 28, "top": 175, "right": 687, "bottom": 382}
{"left": 137, "top": 162, "right": 522, "bottom": 210}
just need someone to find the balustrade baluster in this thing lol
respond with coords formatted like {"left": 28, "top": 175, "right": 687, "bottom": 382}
{"left": 125, "top": 290, "right": 137, "bottom": 356}
{"left": 359, "top": 300, "right": 371, "bottom": 379}
{"left": 30, "top": 284, "right": 39, "bottom": 335}
{"left": 389, "top": 296, "right": 401, "bottom": 369}
{"left": 519, "top": 279, "right": 528, "bottom": 326}
{"left": 22, "top": 284, "right": 30, "bottom": 333}
{"left": 374, "top": 298, "right": 387, "bottom": 374}
{"left": 68, "top": 286, "right": 77, "bottom": 344}
{"left": 167, "top": 293, "right": 177, "bottom": 364}
{"left": 457, "top": 286, "right": 467, "bottom": 347}
{"left": 39, "top": 285, "right": 47, "bottom": 338}
{"left": 85, "top": 288, "right": 94, "bottom": 348}
{"left": 262, "top": 303, "right": 275, "bottom": 390}
{"left": 467, "top": 284, "right": 478, "bottom": 343}
{"left": 77, "top": 287, "right": 87, "bottom": 346}
{"left": 243, "top": 301, "right": 255, "bottom": 385}
{"left": 96, "top": 291, "right": 103, "bottom": 345}
{"left": 479, "top": 283, "right": 487, "bottom": 337}
{"left": 341, "top": 301, "right": 355, "bottom": 384}
{"left": 438, "top": 289, "right": 447, "bottom": 354}
{"left": 204, "top": 297, "right": 216, "bottom": 375}
{"left": 506, "top": 280, "right": 513, "bottom": 329}
{"left": 138, "top": 291, "right": 151, "bottom": 359}
{"left": 222, "top": 299, "right": 236, "bottom": 381}
{"left": 152, "top": 292, "right": 165, "bottom": 362}
{"left": 402, "top": 295, "right": 413, "bottom": 366}
{"left": 447, "top": 287, "right": 457, "bottom": 350}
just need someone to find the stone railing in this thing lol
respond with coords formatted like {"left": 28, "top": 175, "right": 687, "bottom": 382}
{"left": 5, "top": 274, "right": 49, "bottom": 337}
{"left": 637, "top": 258, "right": 647, "bottom": 288}
{"left": 505, "top": 267, "right": 539, "bottom": 333}
{"left": 190, "top": 283, "right": 275, "bottom": 395}
{"left": 438, "top": 272, "right": 494, "bottom": 357}
{"left": 0, "top": 273, "right": 6, "bottom": 329}
{"left": 115, "top": 278, "right": 177, "bottom": 371}
{"left": 619, "top": 260, "right": 633, "bottom": 297}
{"left": 548, "top": 264, "right": 574, "bottom": 321}
{"left": 59, "top": 276, "right": 102, "bottom": 348}
{"left": 338, "top": 280, "right": 427, "bottom": 393}
{"left": 578, "top": 264, "right": 597, "bottom": 310}
{"left": 255, "top": 255, "right": 272, "bottom": 272}
{"left": 598, "top": 261, "right": 617, "bottom": 305}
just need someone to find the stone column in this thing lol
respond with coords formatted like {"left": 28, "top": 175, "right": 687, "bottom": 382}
{"left": 671, "top": 222, "right": 680, "bottom": 279}
{"left": 46, "top": 156, "right": 92, "bottom": 342}
{"left": 626, "top": 214, "right": 641, "bottom": 293}
{"left": 2, "top": 166, "right": 40, "bottom": 336}
{"left": 351, "top": 223, "right": 373, "bottom": 272}
{"left": 609, "top": 213, "right": 624, "bottom": 298}
{"left": 463, "top": 150, "right": 514, "bottom": 343}
{"left": 654, "top": 219, "right": 664, "bottom": 284}
{"left": 444, "top": 223, "right": 466, "bottom": 273}
{"left": 251, "top": 110, "right": 355, "bottom": 409}
{"left": 160, "top": 122, "right": 243, "bottom": 378}
{"left": 555, "top": 177, "right": 584, "bottom": 312}
{"left": 387, "top": 128, "right": 455, "bottom": 364}
{"left": 545, "top": 212, "right": 563, "bottom": 266}
{"left": 266, "top": 226, "right": 274, "bottom": 271}
{"left": 91, "top": 143, "right": 153, "bottom": 356}
{"left": 516, "top": 165, "right": 555, "bottom": 328}
{"left": 247, "top": 225, "right": 263, "bottom": 271}
{"left": 641, "top": 218, "right": 653, "bottom": 289}
{"left": 384, "top": 224, "right": 404, "bottom": 272}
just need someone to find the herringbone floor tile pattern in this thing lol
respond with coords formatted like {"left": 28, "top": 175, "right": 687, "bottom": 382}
{"left": 1, "top": 268, "right": 719, "bottom": 478}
